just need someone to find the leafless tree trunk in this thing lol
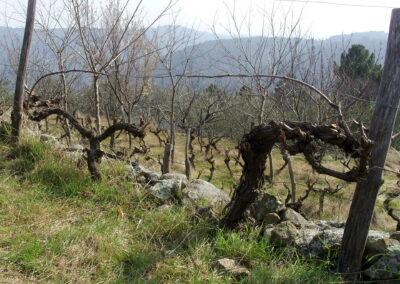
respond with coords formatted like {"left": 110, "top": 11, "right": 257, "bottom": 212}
{"left": 169, "top": 86, "right": 176, "bottom": 164}
{"left": 338, "top": 9, "right": 400, "bottom": 278}
{"left": 206, "top": 154, "right": 216, "bottom": 182}
{"left": 279, "top": 130, "right": 296, "bottom": 202}
{"left": 287, "top": 155, "right": 296, "bottom": 203}
{"left": 318, "top": 191, "right": 325, "bottom": 219}
{"left": 224, "top": 149, "right": 233, "bottom": 177}
{"left": 10, "top": 0, "right": 37, "bottom": 143}
{"left": 268, "top": 153, "right": 274, "bottom": 182}
{"left": 59, "top": 65, "right": 72, "bottom": 145}
{"left": 93, "top": 75, "right": 101, "bottom": 133}
{"left": 153, "top": 22, "right": 197, "bottom": 173}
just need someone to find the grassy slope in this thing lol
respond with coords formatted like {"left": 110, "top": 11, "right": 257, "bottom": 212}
{"left": 0, "top": 135, "right": 341, "bottom": 283}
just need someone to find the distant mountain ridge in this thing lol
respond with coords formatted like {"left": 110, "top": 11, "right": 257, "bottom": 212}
{"left": 0, "top": 26, "right": 388, "bottom": 84}
{"left": 167, "top": 31, "right": 388, "bottom": 77}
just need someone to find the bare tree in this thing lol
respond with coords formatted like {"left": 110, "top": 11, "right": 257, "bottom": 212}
{"left": 212, "top": 2, "right": 306, "bottom": 181}
{"left": 152, "top": 20, "right": 198, "bottom": 173}
{"left": 69, "top": 0, "right": 171, "bottom": 133}
{"left": 35, "top": 0, "right": 79, "bottom": 144}
{"left": 103, "top": 0, "right": 157, "bottom": 149}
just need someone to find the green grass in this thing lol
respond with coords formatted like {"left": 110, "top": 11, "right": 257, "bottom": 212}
{"left": 0, "top": 136, "right": 342, "bottom": 283}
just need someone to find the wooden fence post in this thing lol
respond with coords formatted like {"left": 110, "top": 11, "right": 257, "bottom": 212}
{"left": 338, "top": 8, "right": 400, "bottom": 278}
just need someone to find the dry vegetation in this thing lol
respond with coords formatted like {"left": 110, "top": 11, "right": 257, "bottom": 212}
{"left": 0, "top": 130, "right": 341, "bottom": 283}
{"left": 2, "top": 0, "right": 400, "bottom": 280}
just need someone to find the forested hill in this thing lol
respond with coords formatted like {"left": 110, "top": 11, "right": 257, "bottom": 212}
{"left": 167, "top": 31, "right": 388, "bottom": 77}
{"left": 0, "top": 26, "right": 388, "bottom": 80}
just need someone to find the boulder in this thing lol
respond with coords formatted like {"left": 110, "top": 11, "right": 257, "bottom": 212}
{"left": 281, "top": 208, "right": 310, "bottom": 228}
{"left": 308, "top": 227, "right": 344, "bottom": 258}
{"left": 160, "top": 173, "right": 188, "bottom": 185}
{"left": 182, "top": 179, "right": 229, "bottom": 207}
{"left": 365, "top": 234, "right": 397, "bottom": 257}
{"left": 309, "top": 227, "right": 390, "bottom": 258}
{"left": 269, "top": 221, "right": 300, "bottom": 247}
{"left": 264, "top": 213, "right": 281, "bottom": 225}
{"left": 363, "top": 246, "right": 400, "bottom": 280}
{"left": 40, "top": 133, "right": 57, "bottom": 143}
{"left": 148, "top": 179, "right": 183, "bottom": 201}
{"left": 67, "top": 144, "right": 84, "bottom": 152}
{"left": 249, "top": 193, "right": 282, "bottom": 222}
{"left": 263, "top": 226, "right": 274, "bottom": 242}
{"left": 213, "top": 258, "right": 250, "bottom": 278}
{"left": 126, "top": 162, "right": 160, "bottom": 184}
{"left": 39, "top": 134, "right": 64, "bottom": 149}
{"left": 297, "top": 227, "right": 321, "bottom": 250}
{"left": 125, "top": 164, "right": 137, "bottom": 179}
{"left": 314, "top": 220, "right": 345, "bottom": 229}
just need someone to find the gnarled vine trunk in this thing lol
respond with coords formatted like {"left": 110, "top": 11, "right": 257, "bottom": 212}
{"left": 87, "top": 139, "right": 102, "bottom": 180}
{"left": 221, "top": 121, "right": 371, "bottom": 229}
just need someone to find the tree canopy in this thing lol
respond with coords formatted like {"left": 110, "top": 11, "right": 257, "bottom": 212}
{"left": 336, "top": 44, "right": 382, "bottom": 82}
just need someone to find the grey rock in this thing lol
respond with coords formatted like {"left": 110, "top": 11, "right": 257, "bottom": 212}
{"left": 126, "top": 162, "right": 160, "bottom": 184}
{"left": 268, "top": 220, "right": 319, "bottom": 249}
{"left": 148, "top": 179, "right": 183, "bottom": 201}
{"left": 160, "top": 173, "right": 188, "bottom": 185}
{"left": 281, "top": 208, "right": 309, "bottom": 228}
{"left": 263, "top": 213, "right": 281, "bottom": 225}
{"left": 297, "top": 227, "right": 321, "bottom": 249}
{"left": 365, "top": 235, "right": 398, "bottom": 257}
{"left": 213, "top": 258, "right": 250, "bottom": 278}
{"left": 136, "top": 175, "right": 147, "bottom": 184}
{"left": 67, "top": 144, "right": 84, "bottom": 151}
{"left": 308, "top": 227, "right": 343, "bottom": 258}
{"left": 183, "top": 179, "right": 229, "bottom": 207}
{"left": 249, "top": 193, "right": 282, "bottom": 222}
{"left": 363, "top": 247, "right": 400, "bottom": 280}
{"left": 40, "top": 133, "right": 57, "bottom": 143}
{"left": 315, "top": 220, "right": 345, "bottom": 229}
{"left": 263, "top": 226, "right": 275, "bottom": 242}
{"left": 125, "top": 164, "right": 137, "bottom": 179}
{"left": 269, "top": 221, "right": 300, "bottom": 247}
{"left": 40, "top": 134, "right": 64, "bottom": 149}
{"left": 308, "top": 227, "right": 390, "bottom": 258}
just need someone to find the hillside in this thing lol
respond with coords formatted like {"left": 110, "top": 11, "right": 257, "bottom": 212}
{"left": 0, "top": 132, "right": 341, "bottom": 283}
{"left": 1, "top": 117, "right": 399, "bottom": 282}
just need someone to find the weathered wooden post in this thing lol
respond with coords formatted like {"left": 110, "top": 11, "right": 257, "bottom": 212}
{"left": 338, "top": 8, "right": 400, "bottom": 277}
{"left": 10, "top": 0, "right": 37, "bottom": 143}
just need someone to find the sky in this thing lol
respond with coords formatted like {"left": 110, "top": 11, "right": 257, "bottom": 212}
{"left": 1, "top": 0, "right": 400, "bottom": 38}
